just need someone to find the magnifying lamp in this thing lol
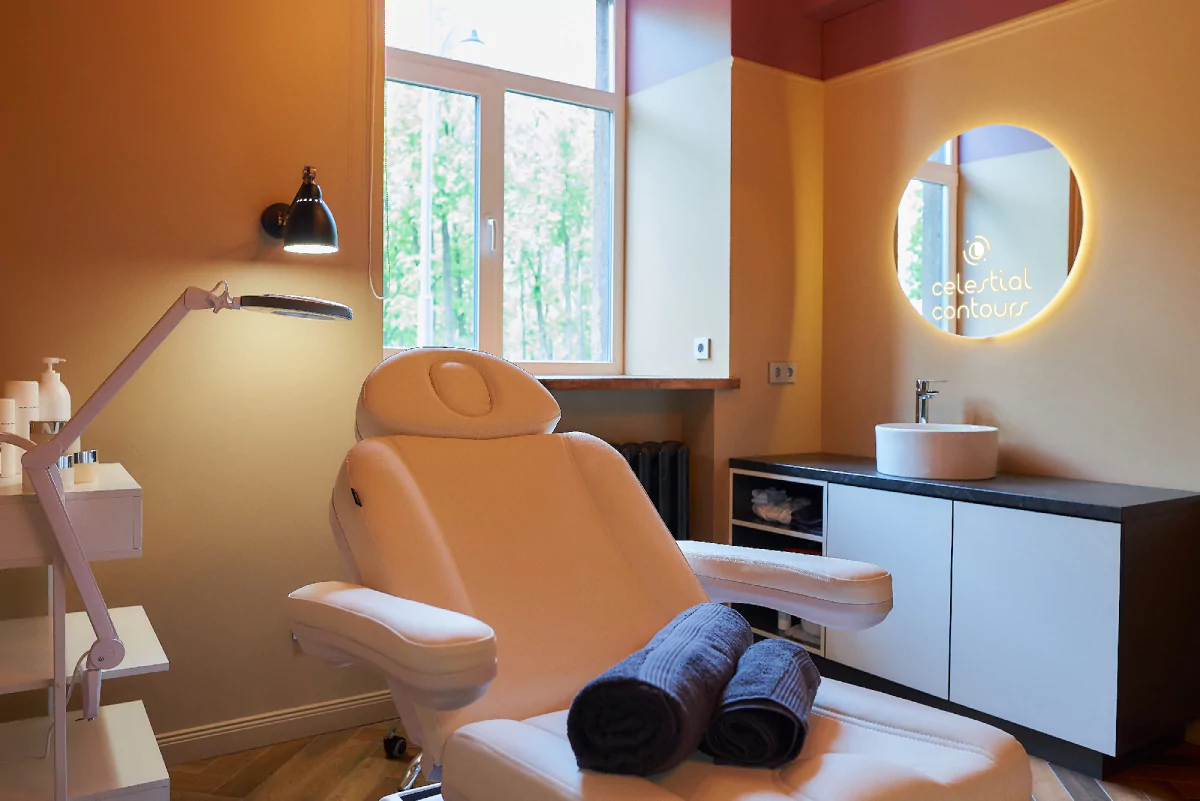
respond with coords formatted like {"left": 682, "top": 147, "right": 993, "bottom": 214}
{"left": 0, "top": 281, "right": 352, "bottom": 719}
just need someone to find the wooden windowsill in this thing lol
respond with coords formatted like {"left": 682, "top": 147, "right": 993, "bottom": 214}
{"left": 537, "top": 376, "right": 740, "bottom": 391}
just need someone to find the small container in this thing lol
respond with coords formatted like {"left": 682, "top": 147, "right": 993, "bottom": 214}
{"left": 0, "top": 398, "right": 16, "bottom": 479}
{"left": 777, "top": 611, "right": 792, "bottom": 632}
{"left": 2, "top": 382, "right": 38, "bottom": 476}
{"left": 73, "top": 450, "right": 99, "bottom": 484}
{"left": 59, "top": 455, "right": 74, "bottom": 489}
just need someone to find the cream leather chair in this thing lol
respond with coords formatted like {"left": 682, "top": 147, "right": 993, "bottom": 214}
{"left": 288, "top": 348, "right": 1031, "bottom": 801}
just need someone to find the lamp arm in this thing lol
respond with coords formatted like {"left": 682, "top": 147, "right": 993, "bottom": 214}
{"left": 20, "top": 282, "right": 234, "bottom": 717}
{"left": 46, "top": 284, "right": 232, "bottom": 456}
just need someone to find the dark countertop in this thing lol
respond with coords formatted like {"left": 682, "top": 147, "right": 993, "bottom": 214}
{"left": 730, "top": 453, "right": 1200, "bottom": 523}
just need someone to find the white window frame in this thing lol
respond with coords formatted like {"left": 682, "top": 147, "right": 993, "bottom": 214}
{"left": 382, "top": 1, "right": 626, "bottom": 375}
{"left": 913, "top": 139, "right": 959, "bottom": 334}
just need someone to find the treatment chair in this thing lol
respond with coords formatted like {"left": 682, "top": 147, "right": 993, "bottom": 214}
{"left": 287, "top": 348, "right": 1031, "bottom": 801}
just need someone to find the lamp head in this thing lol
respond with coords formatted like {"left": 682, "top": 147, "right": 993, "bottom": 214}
{"left": 260, "top": 166, "right": 339, "bottom": 254}
{"left": 236, "top": 293, "right": 353, "bottom": 321}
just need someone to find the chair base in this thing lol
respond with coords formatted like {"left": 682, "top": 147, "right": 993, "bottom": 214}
{"left": 382, "top": 784, "right": 442, "bottom": 801}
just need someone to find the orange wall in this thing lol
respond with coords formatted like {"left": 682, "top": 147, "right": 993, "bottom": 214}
{"left": 0, "top": 1, "right": 386, "bottom": 739}
{"left": 712, "top": 60, "right": 825, "bottom": 540}
{"left": 823, "top": 0, "right": 1200, "bottom": 488}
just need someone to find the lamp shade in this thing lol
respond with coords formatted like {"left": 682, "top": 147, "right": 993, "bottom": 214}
{"left": 283, "top": 166, "right": 338, "bottom": 254}
{"left": 261, "top": 166, "right": 339, "bottom": 254}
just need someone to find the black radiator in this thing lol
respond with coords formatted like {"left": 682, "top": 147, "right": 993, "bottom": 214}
{"left": 614, "top": 441, "right": 690, "bottom": 540}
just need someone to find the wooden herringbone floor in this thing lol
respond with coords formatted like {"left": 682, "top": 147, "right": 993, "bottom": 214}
{"left": 167, "top": 720, "right": 425, "bottom": 801}
{"left": 168, "top": 720, "right": 1200, "bottom": 801}
{"left": 1033, "top": 743, "right": 1200, "bottom": 800}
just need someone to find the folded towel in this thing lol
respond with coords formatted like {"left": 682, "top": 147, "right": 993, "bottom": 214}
{"left": 566, "top": 603, "right": 752, "bottom": 776}
{"left": 701, "top": 638, "right": 821, "bottom": 768}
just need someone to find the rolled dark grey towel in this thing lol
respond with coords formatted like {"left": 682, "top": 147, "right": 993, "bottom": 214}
{"left": 701, "top": 638, "right": 821, "bottom": 768}
{"left": 566, "top": 603, "right": 753, "bottom": 776}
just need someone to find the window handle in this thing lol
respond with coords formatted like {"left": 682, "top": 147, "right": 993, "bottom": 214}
{"left": 485, "top": 217, "right": 497, "bottom": 253}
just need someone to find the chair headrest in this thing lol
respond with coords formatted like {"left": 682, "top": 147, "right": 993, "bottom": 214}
{"left": 356, "top": 348, "right": 561, "bottom": 440}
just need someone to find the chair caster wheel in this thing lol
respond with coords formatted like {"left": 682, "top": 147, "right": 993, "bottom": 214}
{"left": 383, "top": 730, "right": 408, "bottom": 760}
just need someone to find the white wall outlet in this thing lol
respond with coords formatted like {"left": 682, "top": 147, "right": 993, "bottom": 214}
{"left": 694, "top": 337, "right": 712, "bottom": 360}
{"left": 769, "top": 362, "right": 796, "bottom": 384}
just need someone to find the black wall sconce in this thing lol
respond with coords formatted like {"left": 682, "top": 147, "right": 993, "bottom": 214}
{"left": 261, "top": 166, "right": 339, "bottom": 254}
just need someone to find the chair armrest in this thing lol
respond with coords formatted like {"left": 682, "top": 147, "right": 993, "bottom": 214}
{"left": 287, "top": 581, "right": 497, "bottom": 710}
{"left": 678, "top": 542, "right": 892, "bottom": 631}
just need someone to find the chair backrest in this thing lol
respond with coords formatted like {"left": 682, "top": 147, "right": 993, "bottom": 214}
{"left": 331, "top": 349, "right": 708, "bottom": 760}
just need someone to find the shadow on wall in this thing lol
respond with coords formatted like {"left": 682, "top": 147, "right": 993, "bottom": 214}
{"left": 555, "top": 389, "right": 693, "bottom": 444}
{"left": 821, "top": 71, "right": 919, "bottom": 455}
{"left": 712, "top": 61, "right": 825, "bottom": 541}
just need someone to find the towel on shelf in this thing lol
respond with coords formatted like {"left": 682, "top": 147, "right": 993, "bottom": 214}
{"left": 750, "top": 487, "right": 810, "bottom": 526}
{"left": 702, "top": 638, "right": 821, "bottom": 769}
{"left": 566, "top": 603, "right": 753, "bottom": 776}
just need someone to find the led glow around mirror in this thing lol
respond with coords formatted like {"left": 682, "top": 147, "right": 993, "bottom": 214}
{"left": 895, "top": 125, "right": 1083, "bottom": 337}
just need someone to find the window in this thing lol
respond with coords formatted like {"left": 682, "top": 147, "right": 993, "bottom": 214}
{"left": 896, "top": 139, "right": 959, "bottom": 333}
{"left": 383, "top": 0, "right": 624, "bottom": 373}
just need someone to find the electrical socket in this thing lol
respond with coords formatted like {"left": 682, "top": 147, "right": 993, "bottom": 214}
{"left": 694, "top": 337, "right": 712, "bottom": 360}
{"left": 768, "top": 362, "right": 796, "bottom": 384}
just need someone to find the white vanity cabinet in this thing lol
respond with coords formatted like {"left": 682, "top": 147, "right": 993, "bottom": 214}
{"left": 825, "top": 484, "right": 952, "bottom": 698}
{"left": 949, "top": 503, "right": 1120, "bottom": 754}
{"left": 729, "top": 453, "right": 1200, "bottom": 776}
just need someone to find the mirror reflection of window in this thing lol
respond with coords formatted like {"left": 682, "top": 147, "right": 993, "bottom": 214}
{"left": 957, "top": 126, "right": 1075, "bottom": 336}
{"left": 896, "top": 139, "right": 958, "bottom": 333}
{"left": 894, "top": 125, "right": 1084, "bottom": 338}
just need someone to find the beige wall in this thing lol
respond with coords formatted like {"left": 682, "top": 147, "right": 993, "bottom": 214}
{"left": 0, "top": 1, "right": 386, "bottom": 732}
{"left": 823, "top": 0, "right": 1200, "bottom": 488}
{"left": 625, "top": 58, "right": 733, "bottom": 378}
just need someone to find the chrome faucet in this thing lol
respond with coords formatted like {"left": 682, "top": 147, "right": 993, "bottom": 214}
{"left": 915, "top": 379, "right": 945, "bottom": 424}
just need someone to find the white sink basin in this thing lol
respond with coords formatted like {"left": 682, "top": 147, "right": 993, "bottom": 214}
{"left": 876, "top": 423, "right": 999, "bottom": 480}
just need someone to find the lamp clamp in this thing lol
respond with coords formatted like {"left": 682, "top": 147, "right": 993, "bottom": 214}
{"left": 261, "top": 165, "right": 325, "bottom": 242}
{"left": 260, "top": 202, "right": 292, "bottom": 239}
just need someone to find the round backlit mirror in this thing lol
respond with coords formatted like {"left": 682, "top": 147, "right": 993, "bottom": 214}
{"left": 895, "top": 125, "right": 1083, "bottom": 337}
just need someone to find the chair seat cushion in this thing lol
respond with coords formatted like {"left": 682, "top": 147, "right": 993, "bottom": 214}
{"left": 441, "top": 678, "right": 1031, "bottom": 801}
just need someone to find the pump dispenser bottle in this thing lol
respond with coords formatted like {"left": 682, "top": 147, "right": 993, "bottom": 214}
{"left": 36, "top": 358, "right": 79, "bottom": 454}
{"left": 38, "top": 358, "right": 71, "bottom": 422}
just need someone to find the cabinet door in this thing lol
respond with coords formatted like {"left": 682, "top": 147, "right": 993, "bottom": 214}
{"left": 950, "top": 502, "right": 1119, "bottom": 754}
{"left": 826, "top": 485, "right": 952, "bottom": 698}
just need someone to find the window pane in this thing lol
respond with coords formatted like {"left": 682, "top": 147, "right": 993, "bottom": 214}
{"left": 928, "top": 140, "right": 953, "bottom": 165}
{"left": 383, "top": 80, "right": 478, "bottom": 350}
{"left": 385, "top": 0, "right": 614, "bottom": 91}
{"left": 503, "top": 92, "right": 613, "bottom": 362}
{"left": 897, "top": 178, "right": 951, "bottom": 331}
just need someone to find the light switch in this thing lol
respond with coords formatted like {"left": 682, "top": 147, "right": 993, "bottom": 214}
{"left": 694, "top": 338, "right": 711, "bottom": 360}
{"left": 769, "top": 362, "right": 796, "bottom": 384}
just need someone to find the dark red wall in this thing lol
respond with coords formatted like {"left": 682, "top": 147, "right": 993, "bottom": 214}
{"left": 627, "top": 0, "right": 1076, "bottom": 90}
{"left": 823, "top": 0, "right": 1075, "bottom": 78}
